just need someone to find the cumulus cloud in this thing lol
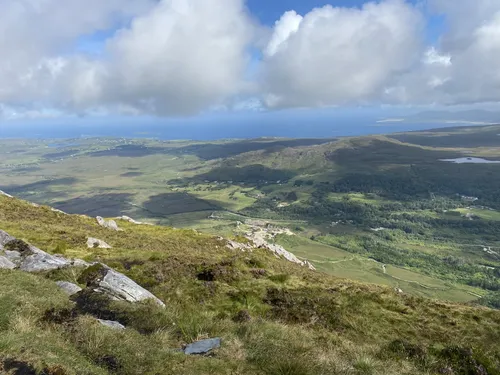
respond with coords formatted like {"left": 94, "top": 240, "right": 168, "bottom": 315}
{"left": 0, "top": 0, "right": 254, "bottom": 116}
{"left": 261, "top": 0, "right": 424, "bottom": 108}
{"left": 2, "top": 0, "right": 500, "bottom": 117}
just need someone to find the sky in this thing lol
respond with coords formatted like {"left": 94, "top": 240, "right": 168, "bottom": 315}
{"left": 1, "top": 0, "right": 500, "bottom": 123}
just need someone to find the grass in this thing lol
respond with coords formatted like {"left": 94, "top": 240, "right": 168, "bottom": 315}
{"left": 1, "top": 195, "right": 500, "bottom": 374}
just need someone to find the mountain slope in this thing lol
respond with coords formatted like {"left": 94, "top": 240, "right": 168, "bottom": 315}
{"left": 0, "top": 194, "right": 500, "bottom": 374}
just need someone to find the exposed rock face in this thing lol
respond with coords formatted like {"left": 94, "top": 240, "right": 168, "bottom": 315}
{"left": 184, "top": 338, "right": 221, "bottom": 355}
{"left": 96, "top": 217, "right": 121, "bottom": 231}
{"left": 0, "top": 230, "right": 72, "bottom": 273}
{"left": 0, "top": 256, "right": 16, "bottom": 269}
{"left": 56, "top": 281, "right": 83, "bottom": 296}
{"left": 87, "top": 237, "right": 112, "bottom": 249}
{"left": 86, "top": 265, "right": 165, "bottom": 307}
{"left": 20, "top": 249, "right": 71, "bottom": 273}
{"left": 98, "top": 319, "right": 126, "bottom": 330}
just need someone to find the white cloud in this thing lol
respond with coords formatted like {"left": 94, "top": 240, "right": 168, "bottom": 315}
{"left": 0, "top": 0, "right": 254, "bottom": 117}
{"left": 261, "top": 0, "right": 424, "bottom": 108}
{"left": 2, "top": 0, "right": 500, "bottom": 117}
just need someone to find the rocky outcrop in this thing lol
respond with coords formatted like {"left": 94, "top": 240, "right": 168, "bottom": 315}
{"left": 87, "top": 237, "right": 112, "bottom": 249}
{"left": 83, "top": 264, "right": 165, "bottom": 307}
{"left": 56, "top": 281, "right": 83, "bottom": 296}
{"left": 19, "top": 249, "right": 71, "bottom": 272}
{"left": 0, "top": 230, "right": 83, "bottom": 273}
{"left": 96, "top": 217, "right": 121, "bottom": 231}
{"left": 184, "top": 338, "right": 221, "bottom": 355}
{"left": 98, "top": 319, "right": 125, "bottom": 330}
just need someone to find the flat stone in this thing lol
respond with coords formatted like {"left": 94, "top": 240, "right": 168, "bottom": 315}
{"left": 0, "top": 256, "right": 16, "bottom": 270}
{"left": 184, "top": 338, "right": 221, "bottom": 355}
{"left": 94, "top": 268, "right": 165, "bottom": 307}
{"left": 98, "top": 319, "right": 126, "bottom": 330}
{"left": 87, "top": 237, "right": 112, "bottom": 249}
{"left": 56, "top": 281, "right": 83, "bottom": 296}
{"left": 20, "top": 250, "right": 71, "bottom": 272}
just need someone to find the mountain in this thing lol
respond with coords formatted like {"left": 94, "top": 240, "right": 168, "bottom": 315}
{"left": 0, "top": 193, "right": 499, "bottom": 375}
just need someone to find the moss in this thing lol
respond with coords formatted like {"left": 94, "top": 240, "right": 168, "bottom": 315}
{"left": 77, "top": 264, "right": 108, "bottom": 286}
{"left": 5, "top": 239, "right": 33, "bottom": 256}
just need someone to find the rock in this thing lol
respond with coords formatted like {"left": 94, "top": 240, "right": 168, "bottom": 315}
{"left": 0, "top": 230, "right": 16, "bottom": 247}
{"left": 3, "top": 250, "right": 22, "bottom": 265}
{"left": 56, "top": 281, "right": 83, "bottom": 296}
{"left": 51, "top": 208, "right": 67, "bottom": 215}
{"left": 20, "top": 250, "right": 71, "bottom": 272}
{"left": 394, "top": 288, "right": 404, "bottom": 294}
{"left": 91, "top": 266, "right": 165, "bottom": 307}
{"left": 87, "top": 237, "right": 112, "bottom": 249}
{"left": 184, "top": 338, "right": 221, "bottom": 355}
{"left": 0, "top": 256, "right": 16, "bottom": 269}
{"left": 96, "top": 217, "right": 121, "bottom": 231}
{"left": 71, "top": 259, "right": 92, "bottom": 268}
{"left": 0, "top": 190, "right": 13, "bottom": 198}
{"left": 98, "top": 319, "right": 126, "bottom": 330}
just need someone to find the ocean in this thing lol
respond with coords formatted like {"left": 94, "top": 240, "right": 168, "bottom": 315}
{"left": 0, "top": 110, "right": 482, "bottom": 140}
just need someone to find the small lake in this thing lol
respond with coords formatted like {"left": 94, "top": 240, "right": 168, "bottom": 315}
{"left": 440, "top": 157, "right": 500, "bottom": 164}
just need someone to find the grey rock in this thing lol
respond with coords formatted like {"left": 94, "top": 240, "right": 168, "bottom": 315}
{"left": 4, "top": 250, "right": 21, "bottom": 265}
{"left": 0, "top": 256, "right": 16, "bottom": 269}
{"left": 98, "top": 319, "right": 126, "bottom": 330}
{"left": 87, "top": 237, "right": 112, "bottom": 249}
{"left": 20, "top": 246, "right": 71, "bottom": 272}
{"left": 56, "top": 281, "right": 83, "bottom": 296}
{"left": 51, "top": 208, "right": 67, "bottom": 215}
{"left": 96, "top": 217, "right": 121, "bottom": 231}
{"left": 184, "top": 338, "right": 221, "bottom": 355}
{"left": 71, "top": 258, "right": 93, "bottom": 268}
{"left": 0, "top": 230, "right": 15, "bottom": 247}
{"left": 94, "top": 268, "right": 165, "bottom": 307}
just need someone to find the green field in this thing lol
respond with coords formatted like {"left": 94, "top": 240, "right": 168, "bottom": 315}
{"left": 1, "top": 126, "right": 500, "bottom": 307}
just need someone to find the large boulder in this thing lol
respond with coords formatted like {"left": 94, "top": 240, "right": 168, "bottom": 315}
{"left": 96, "top": 217, "right": 121, "bottom": 231}
{"left": 20, "top": 249, "right": 71, "bottom": 272}
{"left": 81, "top": 264, "right": 165, "bottom": 307}
{"left": 56, "top": 281, "right": 83, "bottom": 296}
{"left": 0, "top": 230, "right": 71, "bottom": 273}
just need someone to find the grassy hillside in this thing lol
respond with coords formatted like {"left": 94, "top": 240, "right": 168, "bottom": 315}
{"left": 1, "top": 195, "right": 500, "bottom": 374}
{"left": 1, "top": 127, "right": 500, "bottom": 309}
